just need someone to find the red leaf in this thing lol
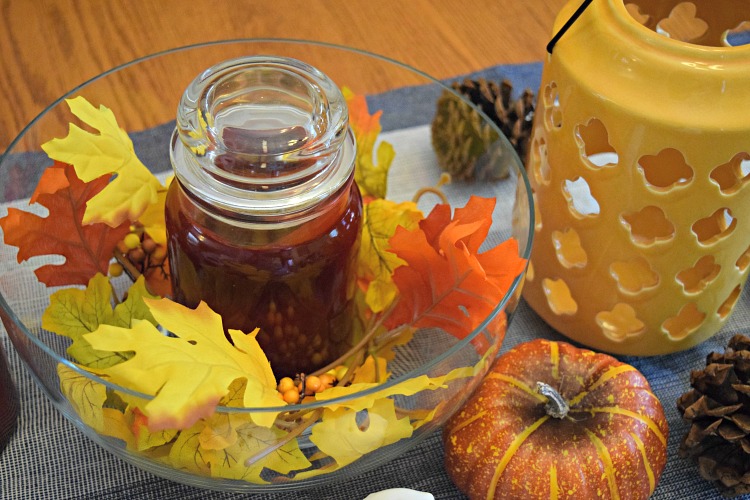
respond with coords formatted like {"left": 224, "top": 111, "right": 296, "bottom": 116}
{"left": 0, "top": 162, "right": 130, "bottom": 287}
{"left": 384, "top": 196, "right": 526, "bottom": 340}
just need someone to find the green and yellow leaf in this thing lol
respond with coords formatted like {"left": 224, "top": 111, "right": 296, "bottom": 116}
{"left": 351, "top": 355, "right": 390, "bottom": 385}
{"left": 206, "top": 422, "right": 312, "bottom": 482}
{"left": 357, "top": 199, "right": 423, "bottom": 312}
{"left": 83, "top": 298, "right": 281, "bottom": 432}
{"left": 199, "top": 379, "right": 251, "bottom": 451}
{"left": 134, "top": 420, "right": 178, "bottom": 452}
{"left": 43, "top": 274, "right": 156, "bottom": 368}
{"left": 168, "top": 421, "right": 212, "bottom": 475}
{"left": 58, "top": 363, "right": 108, "bottom": 432}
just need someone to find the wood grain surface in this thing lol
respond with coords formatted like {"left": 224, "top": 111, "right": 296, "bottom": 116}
{"left": 0, "top": 0, "right": 567, "bottom": 153}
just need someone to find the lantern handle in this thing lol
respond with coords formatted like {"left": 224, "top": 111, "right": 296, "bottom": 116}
{"left": 546, "top": 0, "right": 594, "bottom": 54}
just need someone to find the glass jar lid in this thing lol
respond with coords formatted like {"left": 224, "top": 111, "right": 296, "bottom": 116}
{"left": 171, "top": 55, "right": 355, "bottom": 220}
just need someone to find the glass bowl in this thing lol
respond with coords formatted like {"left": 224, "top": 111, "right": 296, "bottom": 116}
{"left": 0, "top": 39, "right": 533, "bottom": 492}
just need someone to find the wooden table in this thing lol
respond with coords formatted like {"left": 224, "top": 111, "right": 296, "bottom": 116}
{"left": 0, "top": 0, "right": 566, "bottom": 154}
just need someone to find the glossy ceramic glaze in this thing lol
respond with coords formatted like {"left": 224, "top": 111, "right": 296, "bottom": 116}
{"left": 523, "top": 0, "right": 750, "bottom": 355}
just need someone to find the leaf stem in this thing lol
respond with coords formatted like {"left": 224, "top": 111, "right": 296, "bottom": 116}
{"left": 108, "top": 280, "right": 122, "bottom": 306}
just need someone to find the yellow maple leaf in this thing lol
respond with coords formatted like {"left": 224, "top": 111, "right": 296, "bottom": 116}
{"left": 165, "top": 382, "right": 311, "bottom": 483}
{"left": 350, "top": 355, "right": 390, "bottom": 385}
{"left": 41, "top": 96, "right": 163, "bottom": 227}
{"left": 83, "top": 298, "right": 282, "bottom": 432}
{"left": 357, "top": 199, "right": 423, "bottom": 312}
{"left": 137, "top": 179, "right": 171, "bottom": 246}
{"left": 135, "top": 423, "right": 178, "bottom": 452}
{"left": 199, "top": 378, "right": 251, "bottom": 451}
{"left": 316, "top": 364, "right": 477, "bottom": 412}
{"left": 200, "top": 413, "right": 241, "bottom": 451}
{"left": 58, "top": 364, "right": 140, "bottom": 449}
{"left": 102, "top": 407, "right": 138, "bottom": 450}
{"left": 206, "top": 422, "right": 312, "bottom": 482}
{"left": 310, "top": 398, "right": 412, "bottom": 468}
{"left": 58, "top": 363, "right": 108, "bottom": 431}
{"left": 343, "top": 87, "right": 395, "bottom": 199}
{"left": 168, "top": 422, "right": 212, "bottom": 475}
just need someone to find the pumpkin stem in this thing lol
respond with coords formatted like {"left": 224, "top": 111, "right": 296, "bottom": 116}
{"left": 536, "top": 382, "right": 569, "bottom": 419}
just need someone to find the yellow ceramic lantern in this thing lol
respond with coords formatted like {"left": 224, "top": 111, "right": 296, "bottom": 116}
{"left": 523, "top": 0, "right": 750, "bottom": 355}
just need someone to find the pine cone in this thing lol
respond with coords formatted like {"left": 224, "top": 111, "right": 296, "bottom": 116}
{"left": 678, "top": 334, "right": 750, "bottom": 497}
{"left": 431, "top": 78, "right": 535, "bottom": 182}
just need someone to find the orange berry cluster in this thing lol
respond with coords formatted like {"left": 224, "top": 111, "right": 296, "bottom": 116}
{"left": 276, "top": 366, "right": 347, "bottom": 404}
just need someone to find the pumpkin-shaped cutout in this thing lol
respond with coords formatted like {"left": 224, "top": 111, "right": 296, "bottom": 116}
{"left": 443, "top": 339, "right": 668, "bottom": 500}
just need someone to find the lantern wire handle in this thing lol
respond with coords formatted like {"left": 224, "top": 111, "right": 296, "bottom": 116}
{"left": 546, "top": 0, "right": 594, "bottom": 54}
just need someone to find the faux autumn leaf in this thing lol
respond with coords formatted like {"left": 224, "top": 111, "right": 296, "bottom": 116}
{"left": 343, "top": 87, "right": 395, "bottom": 199}
{"left": 315, "top": 363, "right": 476, "bottom": 412}
{"left": 166, "top": 417, "right": 311, "bottom": 483}
{"left": 384, "top": 196, "right": 526, "bottom": 340}
{"left": 41, "top": 96, "right": 162, "bottom": 227}
{"left": 134, "top": 417, "right": 178, "bottom": 452}
{"left": 351, "top": 355, "right": 390, "bottom": 385}
{"left": 206, "top": 422, "right": 312, "bottom": 482}
{"left": 198, "top": 379, "right": 249, "bottom": 451}
{"left": 42, "top": 273, "right": 157, "bottom": 368}
{"left": 168, "top": 422, "right": 211, "bottom": 475}
{"left": 83, "top": 298, "right": 281, "bottom": 432}
{"left": 101, "top": 407, "right": 138, "bottom": 450}
{"left": 357, "top": 199, "right": 423, "bottom": 312}
{"left": 0, "top": 162, "right": 130, "bottom": 287}
{"left": 111, "top": 276, "right": 160, "bottom": 329}
{"left": 58, "top": 364, "right": 139, "bottom": 451}
{"left": 170, "top": 379, "right": 311, "bottom": 482}
{"left": 57, "top": 363, "right": 108, "bottom": 432}
{"left": 310, "top": 398, "right": 413, "bottom": 468}
{"left": 138, "top": 180, "right": 171, "bottom": 246}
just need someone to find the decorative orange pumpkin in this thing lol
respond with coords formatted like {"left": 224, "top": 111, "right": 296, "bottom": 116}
{"left": 443, "top": 339, "right": 668, "bottom": 499}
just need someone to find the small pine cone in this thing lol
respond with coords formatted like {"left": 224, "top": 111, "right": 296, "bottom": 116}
{"left": 431, "top": 78, "right": 535, "bottom": 182}
{"left": 678, "top": 334, "right": 750, "bottom": 497}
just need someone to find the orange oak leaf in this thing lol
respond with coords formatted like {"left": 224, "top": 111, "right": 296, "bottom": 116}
{"left": 384, "top": 196, "right": 526, "bottom": 340}
{"left": 0, "top": 162, "right": 130, "bottom": 287}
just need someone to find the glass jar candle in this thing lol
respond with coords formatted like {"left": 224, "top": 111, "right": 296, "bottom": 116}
{"left": 165, "top": 56, "right": 362, "bottom": 378}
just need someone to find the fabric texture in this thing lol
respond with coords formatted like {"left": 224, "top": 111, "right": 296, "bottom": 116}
{"left": 0, "top": 61, "right": 743, "bottom": 499}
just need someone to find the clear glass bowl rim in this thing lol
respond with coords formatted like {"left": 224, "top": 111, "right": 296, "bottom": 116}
{"left": 0, "top": 37, "right": 536, "bottom": 413}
